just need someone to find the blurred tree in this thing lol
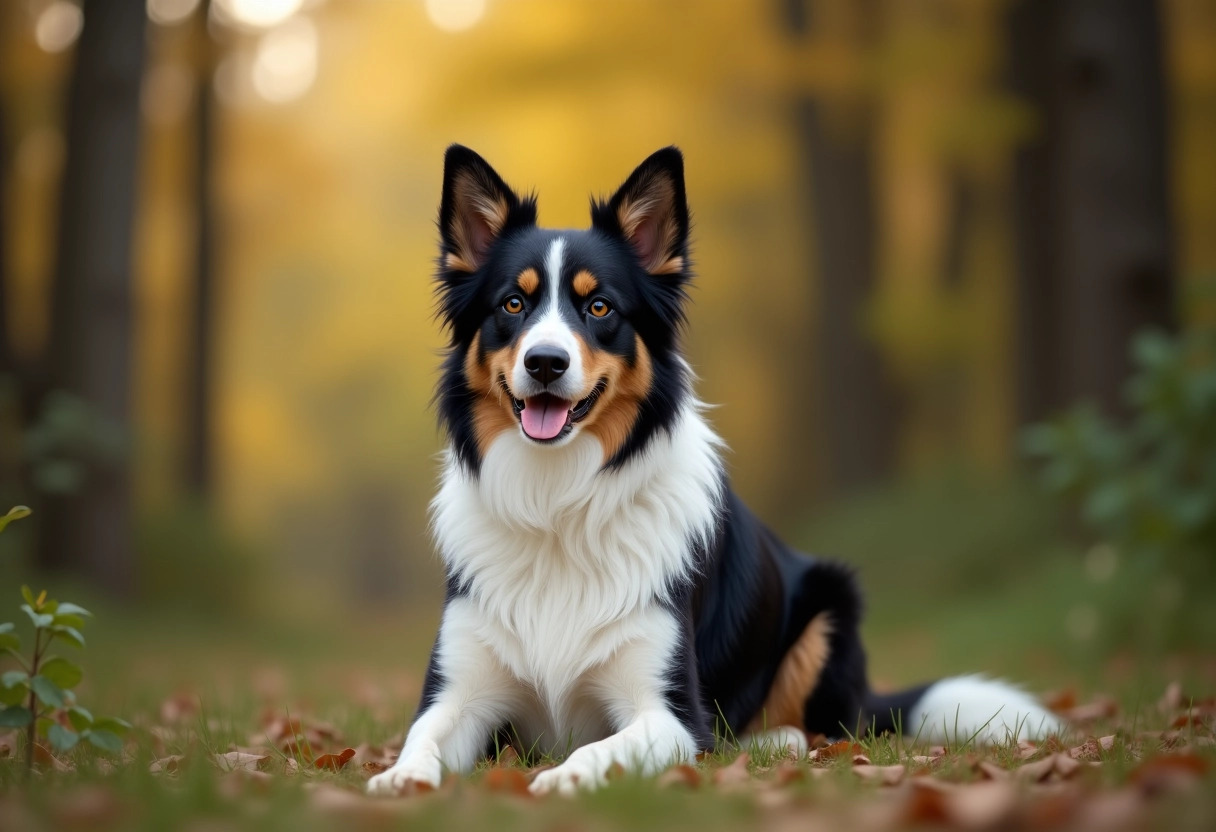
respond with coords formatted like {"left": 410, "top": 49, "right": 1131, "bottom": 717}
{"left": 1010, "top": 0, "right": 1176, "bottom": 425}
{"left": 184, "top": 0, "right": 218, "bottom": 499}
{"left": 782, "top": 0, "right": 898, "bottom": 493}
{"left": 40, "top": 1, "right": 147, "bottom": 594}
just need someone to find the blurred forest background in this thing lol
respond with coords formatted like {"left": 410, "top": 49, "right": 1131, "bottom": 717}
{"left": 0, "top": 0, "right": 1214, "bottom": 700}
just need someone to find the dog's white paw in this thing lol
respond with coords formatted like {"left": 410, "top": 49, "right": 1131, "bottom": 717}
{"left": 529, "top": 746, "right": 617, "bottom": 796}
{"left": 366, "top": 754, "right": 442, "bottom": 796}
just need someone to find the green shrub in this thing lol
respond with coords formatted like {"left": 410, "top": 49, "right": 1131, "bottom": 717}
{"left": 1022, "top": 327, "right": 1216, "bottom": 651}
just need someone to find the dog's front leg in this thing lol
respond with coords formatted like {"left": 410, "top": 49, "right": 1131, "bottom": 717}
{"left": 367, "top": 599, "right": 522, "bottom": 795}
{"left": 529, "top": 609, "right": 704, "bottom": 795}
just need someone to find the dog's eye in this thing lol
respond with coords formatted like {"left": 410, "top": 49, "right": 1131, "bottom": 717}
{"left": 503, "top": 296, "right": 524, "bottom": 315}
{"left": 588, "top": 299, "right": 612, "bottom": 318}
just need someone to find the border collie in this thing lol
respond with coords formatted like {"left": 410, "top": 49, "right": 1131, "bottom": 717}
{"left": 368, "top": 146, "right": 1062, "bottom": 796}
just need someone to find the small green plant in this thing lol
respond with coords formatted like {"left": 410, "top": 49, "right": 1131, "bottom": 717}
{"left": 0, "top": 506, "right": 131, "bottom": 769}
{"left": 1022, "top": 326, "right": 1216, "bottom": 649}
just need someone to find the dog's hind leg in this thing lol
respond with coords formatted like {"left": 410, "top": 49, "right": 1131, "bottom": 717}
{"left": 367, "top": 598, "right": 527, "bottom": 795}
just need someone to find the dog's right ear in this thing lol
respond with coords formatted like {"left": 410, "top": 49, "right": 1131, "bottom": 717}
{"left": 439, "top": 145, "right": 534, "bottom": 273}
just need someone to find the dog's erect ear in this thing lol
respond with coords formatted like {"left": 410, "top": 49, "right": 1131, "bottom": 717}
{"left": 439, "top": 145, "right": 532, "bottom": 273}
{"left": 592, "top": 147, "right": 689, "bottom": 276}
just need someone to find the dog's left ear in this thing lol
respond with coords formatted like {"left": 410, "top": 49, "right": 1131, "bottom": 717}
{"left": 592, "top": 147, "right": 689, "bottom": 277}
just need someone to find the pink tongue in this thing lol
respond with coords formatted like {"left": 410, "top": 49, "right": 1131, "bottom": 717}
{"left": 521, "top": 395, "right": 572, "bottom": 440}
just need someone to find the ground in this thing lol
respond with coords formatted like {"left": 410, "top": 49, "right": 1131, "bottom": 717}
{"left": 2, "top": 478, "right": 1214, "bottom": 830}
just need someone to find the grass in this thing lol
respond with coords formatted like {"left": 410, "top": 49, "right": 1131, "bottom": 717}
{"left": 2, "top": 473, "right": 1215, "bottom": 829}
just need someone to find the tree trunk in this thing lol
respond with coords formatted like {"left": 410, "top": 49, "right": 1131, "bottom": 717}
{"left": 1010, "top": 0, "right": 1175, "bottom": 423}
{"left": 185, "top": 2, "right": 217, "bottom": 498}
{"left": 783, "top": 0, "right": 898, "bottom": 493}
{"left": 40, "top": 1, "right": 147, "bottom": 594}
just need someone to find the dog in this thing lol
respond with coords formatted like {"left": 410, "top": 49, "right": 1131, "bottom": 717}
{"left": 367, "top": 146, "right": 1063, "bottom": 796}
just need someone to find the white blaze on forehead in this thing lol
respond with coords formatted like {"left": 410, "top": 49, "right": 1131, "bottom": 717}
{"left": 515, "top": 236, "right": 583, "bottom": 394}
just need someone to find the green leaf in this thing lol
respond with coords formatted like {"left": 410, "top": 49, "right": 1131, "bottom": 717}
{"left": 0, "top": 624, "right": 18, "bottom": 652}
{"left": 0, "top": 672, "right": 28, "bottom": 706}
{"left": 92, "top": 716, "right": 132, "bottom": 736}
{"left": 0, "top": 505, "right": 31, "bottom": 534}
{"left": 53, "top": 603, "right": 92, "bottom": 619}
{"left": 84, "top": 729, "right": 123, "bottom": 754}
{"left": 30, "top": 675, "right": 65, "bottom": 709}
{"left": 39, "top": 657, "right": 83, "bottom": 690}
{"left": 0, "top": 706, "right": 33, "bottom": 727}
{"left": 20, "top": 585, "right": 36, "bottom": 606}
{"left": 48, "top": 723, "right": 79, "bottom": 752}
{"left": 51, "top": 613, "right": 86, "bottom": 631}
{"left": 49, "top": 626, "right": 85, "bottom": 649}
{"left": 21, "top": 604, "right": 53, "bottom": 629}
{"left": 67, "top": 706, "right": 94, "bottom": 732}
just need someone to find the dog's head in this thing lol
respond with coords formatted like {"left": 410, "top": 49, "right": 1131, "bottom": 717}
{"left": 434, "top": 146, "right": 693, "bottom": 471}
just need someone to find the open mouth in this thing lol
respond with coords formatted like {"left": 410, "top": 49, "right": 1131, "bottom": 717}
{"left": 500, "top": 376, "right": 607, "bottom": 443}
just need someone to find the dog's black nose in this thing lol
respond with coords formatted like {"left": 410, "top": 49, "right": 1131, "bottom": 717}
{"left": 524, "top": 346, "right": 569, "bottom": 385}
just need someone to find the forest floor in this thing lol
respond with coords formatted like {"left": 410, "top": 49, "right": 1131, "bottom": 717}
{"left": 2, "top": 477, "right": 1214, "bottom": 830}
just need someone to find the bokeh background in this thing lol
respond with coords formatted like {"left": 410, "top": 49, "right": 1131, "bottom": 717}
{"left": 1, "top": 0, "right": 1214, "bottom": 712}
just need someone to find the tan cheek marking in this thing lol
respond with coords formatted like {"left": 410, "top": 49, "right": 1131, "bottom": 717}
{"left": 572, "top": 270, "right": 598, "bottom": 296}
{"left": 745, "top": 614, "right": 834, "bottom": 734}
{"left": 578, "top": 334, "right": 654, "bottom": 463}
{"left": 517, "top": 267, "right": 539, "bottom": 294}
{"left": 465, "top": 333, "right": 521, "bottom": 456}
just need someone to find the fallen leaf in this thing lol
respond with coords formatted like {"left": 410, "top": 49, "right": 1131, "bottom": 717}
{"left": 1130, "top": 753, "right": 1209, "bottom": 796}
{"left": 946, "top": 780, "right": 1019, "bottom": 829}
{"left": 148, "top": 755, "right": 186, "bottom": 774}
{"left": 214, "top": 751, "right": 271, "bottom": 773}
{"left": 1158, "top": 681, "right": 1184, "bottom": 713}
{"left": 1062, "top": 697, "right": 1119, "bottom": 723}
{"left": 1016, "top": 755, "right": 1057, "bottom": 782}
{"left": 495, "top": 745, "right": 520, "bottom": 766}
{"left": 772, "top": 761, "right": 805, "bottom": 786}
{"left": 159, "top": 691, "right": 201, "bottom": 725}
{"left": 314, "top": 748, "right": 356, "bottom": 771}
{"left": 851, "top": 763, "right": 905, "bottom": 786}
{"left": 713, "top": 753, "right": 752, "bottom": 788}
{"left": 483, "top": 766, "right": 532, "bottom": 796}
{"left": 850, "top": 753, "right": 872, "bottom": 766}
{"left": 32, "top": 742, "right": 72, "bottom": 772}
{"left": 361, "top": 761, "right": 391, "bottom": 777}
{"left": 977, "top": 760, "right": 1010, "bottom": 780}
{"left": 657, "top": 764, "right": 701, "bottom": 789}
{"left": 1043, "top": 688, "right": 1078, "bottom": 712}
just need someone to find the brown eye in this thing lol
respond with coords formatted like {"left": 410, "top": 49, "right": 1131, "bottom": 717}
{"left": 503, "top": 296, "right": 523, "bottom": 314}
{"left": 589, "top": 299, "right": 612, "bottom": 318}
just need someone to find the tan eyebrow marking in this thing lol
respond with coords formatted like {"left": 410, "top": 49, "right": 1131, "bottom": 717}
{"left": 573, "top": 269, "right": 598, "bottom": 296}
{"left": 517, "top": 267, "right": 539, "bottom": 294}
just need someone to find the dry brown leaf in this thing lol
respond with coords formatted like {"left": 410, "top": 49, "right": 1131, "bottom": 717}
{"left": 772, "top": 761, "right": 806, "bottom": 786}
{"left": 657, "top": 764, "right": 701, "bottom": 789}
{"left": 946, "top": 780, "right": 1019, "bottom": 830}
{"left": 483, "top": 766, "right": 532, "bottom": 796}
{"left": 31, "top": 742, "right": 72, "bottom": 772}
{"left": 361, "top": 760, "right": 391, "bottom": 777}
{"left": 159, "top": 691, "right": 201, "bottom": 725}
{"left": 214, "top": 751, "right": 271, "bottom": 773}
{"left": 1062, "top": 697, "right": 1119, "bottom": 723}
{"left": 1130, "top": 753, "right": 1209, "bottom": 796}
{"left": 1016, "top": 755, "right": 1057, "bottom": 782}
{"left": 1158, "top": 681, "right": 1184, "bottom": 713}
{"left": 851, "top": 763, "right": 905, "bottom": 786}
{"left": 977, "top": 760, "right": 1011, "bottom": 781}
{"left": 0, "top": 731, "right": 18, "bottom": 759}
{"left": 713, "top": 753, "right": 752, "bottom": 788}
{"left": 805, "top": 733, "right": 831, "bottom": 750}
{"left": 1043, "top": 688, "right": 1079, "bottom": 712}
{"left": 314, "top": 747, "right": 357, "bottom": 771}
{"left": 902, "top": 777, "right": 955, "bottom": 824}
{"left": 148, "top": 755, "right": 186, "bottom": 774}
{"left": 495, "top": 745, "right": 520, "bottom": 767}
{"left": 1052, "top": 753, "right": 1082, "bottom": 779}
{"left": 810, "top": 740, "right": 861, "bottom": 761}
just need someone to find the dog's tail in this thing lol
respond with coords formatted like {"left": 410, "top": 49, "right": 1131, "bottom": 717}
{"left": 865, "top": 675, "right": 1064, "bottom": 744}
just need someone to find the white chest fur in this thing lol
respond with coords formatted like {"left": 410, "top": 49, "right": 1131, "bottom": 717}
{"left": 429, "top": 406, "right": 723, "bottom": 738}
